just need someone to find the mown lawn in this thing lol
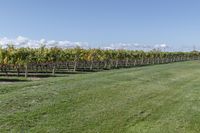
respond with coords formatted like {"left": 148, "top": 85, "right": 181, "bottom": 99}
{"left": 1, "top": 61, "right": 200, "bottom": 133}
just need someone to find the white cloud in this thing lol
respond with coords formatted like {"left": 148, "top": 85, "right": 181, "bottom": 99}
{"left": 150, "top": 43, "right": 174, "bottom": 51}
{"left": 154, "top": 44, "right": 169, "bottom": 49}
{"left": 160, "top": 44, "right": 167, "bottom": 48}
{"left": 0, "top": 36, "right": 89, "bottom": 49}
{"left": 102, "top": 43, "right": 167, "bottom": 51}
{"left": 0, "top": 36, "right": 170, "bottom": 51}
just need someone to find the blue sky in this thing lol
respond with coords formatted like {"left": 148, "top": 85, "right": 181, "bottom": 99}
{"left": 0, "top": 0, "right": 200, "bottom": 50}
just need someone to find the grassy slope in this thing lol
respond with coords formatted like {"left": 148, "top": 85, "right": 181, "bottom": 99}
{"left": 1, "top": 61, "right": 200, "bottom": 133}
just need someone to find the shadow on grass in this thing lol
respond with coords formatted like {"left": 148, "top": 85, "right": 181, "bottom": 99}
{"left": 0, "top": 78, "right": 29, "bottom": 82}
{"left": 0, "top": 71, "right": 91, "bottom": 78}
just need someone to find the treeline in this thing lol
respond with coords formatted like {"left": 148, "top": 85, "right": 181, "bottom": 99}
{"left": 0, "top": 45, "right": 200, "bottom": 77}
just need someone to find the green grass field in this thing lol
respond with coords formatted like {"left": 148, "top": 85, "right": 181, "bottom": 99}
{"left": 1, "top": 61, "right": 200, "bottom": 133}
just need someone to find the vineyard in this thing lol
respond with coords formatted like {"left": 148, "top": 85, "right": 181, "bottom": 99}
{"left": 1, "top": 45, "right": 200, "bottom": 77}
